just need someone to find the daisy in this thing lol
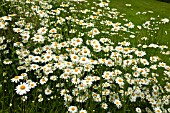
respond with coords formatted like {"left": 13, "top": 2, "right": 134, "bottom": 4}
{"left": 130, "top": 93, "right": 137, "bottom": 102}
{"left": 29, "top": 82, "right": 37, "bottom": 88}
{"left": 50, "top": 75, "right": 57, "bottom": 81}
{"left": 82, "top": 79, "right": 93, "bottom": 87}
{"left": 32, "top": 34, "right": 45, "bottom": 43}
{"left": 13, "top": 28, "right": 23, "bottom": 33}
{"left": 2, "top": 16, "right": 12, "bottom": 21}
{"left": 105, "top": 20, "right": 113, "bottom": 26}
{"left": 49, "top": 28, "right": 57, "bottom": 34}
{"left": 111, "top": 26, "right": 120, "bottom": 32}
{"left": 114, "top": 99, "right": 122, "bottom": 109}
{"left": 150, "top": 56, "right": 159, "bottom": 62}
{"left": 11, "top": 76, "right": 23, "bottom": 83}
{"left": 71, "top": 77, "right": 80, "bottom": 84}
{"left": 92, "top": 44, "right": 102, "bottom": 52}
{"left": 30, "top": 64, "right": 39, "bottom": 70}
{"left": 154, "top": 107, "right": 162, "bottom": 113}
{"left": 33, "top": 48, "right": 42, "bottom": 55}
{"left": 136, "top": 107, "right": 142, "bottom": 113}
{"left": 40, "top": 77, "right": 48, "bottom": 85}
{"left": 79, "top": 57, "right": 89, "bottom": 64}
{"left": 135, "top": 50, "right": 146, "bottom": 57}
{"left": 43, "top": 53, "right": 53, "bottom": 62}
{"left": 101, "top": 103, "right": 108, "bottom": 109}
{"left": 45, "top": 87, "right": 52, "bottom": 95}
{"left": 84, "top": 64, "right": 93, "bottom": 72}
{"left": 68, "top": 106, "right": 78, "bottom": 113}
{"left": 94, "top": 95, "right": 102, "bottom": 102}
{"left": 102, "top": 71, "right": 111, "bottom": 80}
{"left": 15, "top": 82, "right": 31, "bottom": 95}
{"left": 79, "top": 109, "right": 87, "bottom": 113}
{"left": 60, "top": 73, "right": 70, "bottom": 79}
{"left": 140, "top": 58, "right": 149, "bottom": 65}
{"left": 64, "top": 94, "right": 73, "bottom": 102}
{"left": 3, "top": 59, "right": 12, "bottom": 65}
{"left": 32, "top": 56, "right": 41, "bottom": 63}
{"left": 21, "top": 50, "right": 30, "bottom": 57}
{"left": 81, "top": 47, "right": 90, "bottom": 56}
{"left": 158, "top": 62, "right": 166, "bottom": 68}
{"left": 164, "top": 82, "right": 170, "bottom": 92}
{"left": 115, "top": 46, "right": 123, "bottom": 52}
{"left": 115, "top": 77, "right": 124, "bottom": 86}
{"left": 37, "top": 27, "right": 48, "bottom": 35}
{"left": 70, "top": 54, "right": 79, "bottom": 62}
{"left": 72, "top": 88, "right": 79, "bottom": 96}
{"left": 122, "top": 47, "right": 131, "bottom": 54}
{"left": 105, "top": 59, "right": 114, "bottom": 67}
{"left": 52, "top": 9, "right": 60, "bottom": 15}
{"left": 72, "top": 67, "right": 82, "bottom": 75}
{"left": 161, "top": 18, "right": 169, "bottom": 24}
{"left": 21, "top": 34, "right": 30, "bottom": 42}
{"left": 98, "top": 1, "right": 108, "bottom": 7}
{"left": 125, "top": 22, "right": 134, "bottom": 28}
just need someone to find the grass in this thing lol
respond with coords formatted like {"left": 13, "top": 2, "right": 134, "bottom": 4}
{"left": 0, "top": 0, "right": 170, "bottom": 113}
{"left": 88, "top": 0, "right": 170, "bottom": 45}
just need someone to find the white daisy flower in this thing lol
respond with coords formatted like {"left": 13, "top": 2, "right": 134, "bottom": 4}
{"left": 154, "top": 107, "right": 162, "bottom": 113}
{"left": 115, "top": 77, "right": 124, "bottom": 86}
{"left": 11, "top": 76, "right": 23, "bottom": 83}
{"left": 136, "top": 107, "right": 142, "bottom": 113}
{"left": 68, "top": 106, "right": 78, "bottom": 113}
{"left": 37, "top": 27, "right": 48, "bottom": 35}
{"left": 15, "top": 82, "right": 31, "bottom": 95}
{"left": 45, "top": 87, "right": 52, "bottom": 95}
{"left": 79, "top": 109, "right": 87, "bottom": 113}
{"left": 114, "top": 99, "right": 122, "bottom": 109}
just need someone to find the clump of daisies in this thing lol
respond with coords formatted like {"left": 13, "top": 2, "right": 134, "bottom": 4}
{"left": 0, "top": 0, "right": 170, "bottom": 113}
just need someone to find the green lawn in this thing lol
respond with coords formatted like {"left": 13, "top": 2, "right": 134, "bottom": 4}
{"left": 113, "top": 0, "right": 170, "bottom": 46}
{"left": 88, "top": 0, "right": 170, "bottom": 47}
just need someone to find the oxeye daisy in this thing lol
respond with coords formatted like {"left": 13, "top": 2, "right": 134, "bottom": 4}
{"left": 105, "top": 59, "right": 114, "bottom": 67}
{"left": 45, "top": 87, "right": 52, "bottom": 95}
{"left": 79, "top": 57, "right": 89, "bottom": 64}
{"left": 30, "top": 64, "right": 40, "bottom": 70}
{"left": 68, "top": 106, "right": 78, "bottom": 113}
{"left": 32, "top": 34, "right": 45, "bottom": 43}
{"left": 136, "top": 107, "right": 142, "bottom": 113}
{"left": 79, "top": 109, "right": 87, "bottom": 113}
{"left": 49, "top": 28, "right": 57, "bottom": 33}
{"left": 43, "top": 53, "right": 53, "bottom": 62}
{"left": 154, "top": 107, "right": 162, "bottom": 113}
{"left": 37, "top": 27, "right": 48, "bottom": 35}
{"left": 29, "top": 82, "right": 37, "bottom": 88}
{"left": 135, "top": 50, "right": 146, "bottom": 57}
{"left": 114, "top": 99, "right": 122, "bottom": 109}
{"left": 115, "top": 77, "right": 124, "bottom": 86}
{"left": 11, "top": 76, "right": 23, "bottom": 83}
{"left": 70, "top": 54, "right": 79, "bottom": 62}
{"left": 72, "top": 68, "right": 82, "bottom": 75}
{"left": 32, "top": 56, "right": 41, "bottom": 63}
{"left": 92, "top": 28, "right": 100, "bottom": 35}
{"left": 15, "top": 82, "right": 31, "bottom": 95}
{"left": 3, "top": 59, "right": 12, "bottom": 65}
{"left": 40, "top": 77, "right": 48, "bottom": 85}
{"left": 64, "top": 94, "right": 73, "bottom": 102}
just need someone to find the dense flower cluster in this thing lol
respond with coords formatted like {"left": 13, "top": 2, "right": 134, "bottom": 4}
{"left": 0, "top": 0, "right": 170, "bottom": 112}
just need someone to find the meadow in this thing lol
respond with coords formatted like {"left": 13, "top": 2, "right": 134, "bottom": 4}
{"left": 0, "top": 0, "right": 170, "bottom": 113}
